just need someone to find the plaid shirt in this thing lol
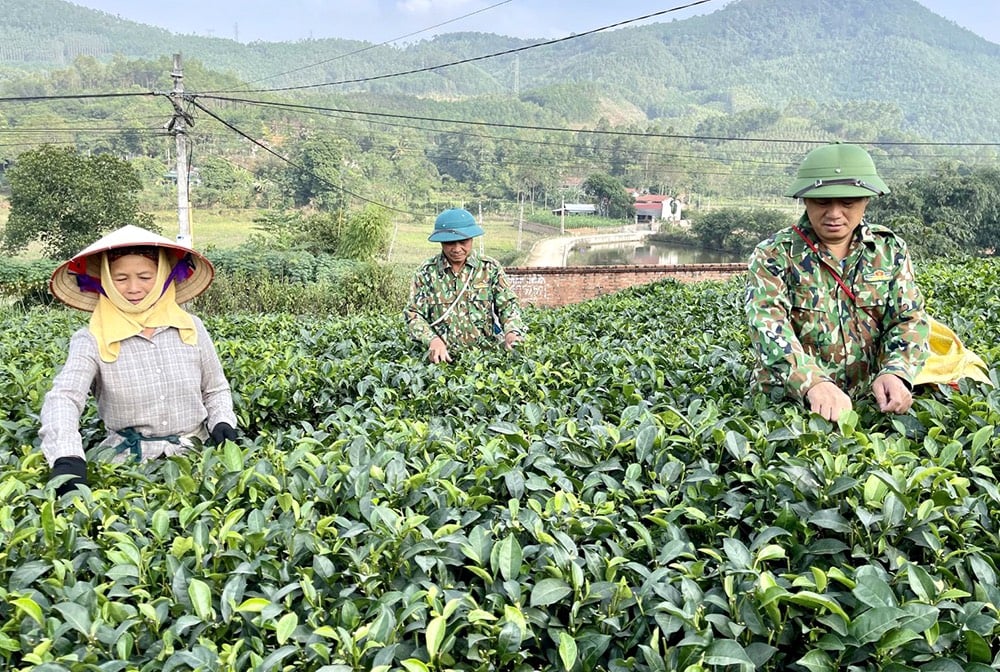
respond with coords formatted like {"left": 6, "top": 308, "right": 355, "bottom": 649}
{"left": 39, "top": 315, "right": 237, "bottom": 465}
{"left": 403, "top": 252, "right": 525, "bottom": 349}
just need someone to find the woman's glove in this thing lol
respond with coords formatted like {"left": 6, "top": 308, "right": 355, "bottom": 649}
{"left": 50, "top": 456, "right": 88, "bottom": 496}
{"left": 209, "top": 422, "right": 238, "bottom": 446}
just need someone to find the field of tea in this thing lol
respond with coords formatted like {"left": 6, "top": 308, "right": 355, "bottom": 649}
{"left": 1, "top": 259, "right": 1000, "bottom": 671}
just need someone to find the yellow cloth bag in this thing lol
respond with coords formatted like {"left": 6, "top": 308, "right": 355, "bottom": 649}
{"left": 913, "top": 316, "right": 992, "bottom": 386}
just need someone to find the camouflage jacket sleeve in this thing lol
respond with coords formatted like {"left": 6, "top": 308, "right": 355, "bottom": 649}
{"left": 491, "top": 263, "right": 526, "bottom": 336}
{"left": 745, "top": 242, "right": 833, "bottom": 401}
{"left": 868, "top": 238, "right": 929, "bottom": 384}
{"left": 403, "top": 258, "right": 439, "bottom": 347}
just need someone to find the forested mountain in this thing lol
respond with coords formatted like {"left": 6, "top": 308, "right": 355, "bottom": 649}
{"left": 2, "top": 0, "right": 1000, "bottom": 142}
{"left": 2, "top": 0, "right": 999, "bottom": 214}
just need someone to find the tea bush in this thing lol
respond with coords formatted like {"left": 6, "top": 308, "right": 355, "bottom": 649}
{"left": 205, "top": 250, "right": 359, "bottom": 285}
{"left": 1, "top": 259, "right": 1000, "bottom": 671}
{"left": 0, "top": 258, "right": 56, "bottom": 302}
{"left": 193, "top": 262, "right": 410, "bottom": 318}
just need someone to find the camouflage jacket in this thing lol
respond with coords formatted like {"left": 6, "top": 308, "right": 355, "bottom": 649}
{"left": 745, "top": 215, "right": 929, "bottom": 402}
{"left": 404, "top": 252, "right": 525, "bottom": 349}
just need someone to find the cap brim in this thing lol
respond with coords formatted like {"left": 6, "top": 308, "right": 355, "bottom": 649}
{"left": 786, "top": 178, "right": 889, "bottom": 199}
{"left": 428, "top": 225, "right": 484, "bottom": 242}
{"left": 49, "top": 225, "right": 215, "bottom": 311}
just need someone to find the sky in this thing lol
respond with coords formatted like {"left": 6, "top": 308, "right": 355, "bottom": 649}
{"left": 67, "top": 0, "right": 1000, "bottom": 46}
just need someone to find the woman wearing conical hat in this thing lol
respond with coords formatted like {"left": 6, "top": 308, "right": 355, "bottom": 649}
{"left": 40, "top": 225, "right": 238, "bottom": 495}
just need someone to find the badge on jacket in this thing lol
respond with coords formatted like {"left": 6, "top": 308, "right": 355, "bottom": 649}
{"left": 863, "top": 270, "right": 891, "bottom": 283}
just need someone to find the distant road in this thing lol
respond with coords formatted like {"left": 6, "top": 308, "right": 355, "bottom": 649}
{"left": 524, "top": 236, "right": 574, "bottom": 267}
{"left": 522, "top": 230, "right": 655, "bottom": 267}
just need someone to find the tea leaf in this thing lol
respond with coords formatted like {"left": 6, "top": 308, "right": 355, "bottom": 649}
{"left": 530, "top": 578, "right": 572, "bottom": 607}
{"left": 275, "top": 612, "right": 298, "bottom": 645}
{"left": 54, "top": 602, "right": 92, "bottom": 638}
{"left": 558, "top": 631, "right": 578, "bottom": 672}
{"left": 187, "top": 578, "right": 213, "bottom": 621}
{"left": 12, "top": 596, "right": 44, "bottom": 627}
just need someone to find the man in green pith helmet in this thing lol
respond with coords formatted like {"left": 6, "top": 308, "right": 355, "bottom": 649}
{"left": 745, "top": 143, "right": 929, "bottom": 422}
{"left": 404, "top": 208, "right": 525, "bottom": 364}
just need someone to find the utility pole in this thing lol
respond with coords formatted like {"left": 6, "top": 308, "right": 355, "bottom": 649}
{"left": 517, "top": 192, "right": 524, "bottom": 251}
{"left": 560, "top": 197, "right": 565, "bottom": 235}
{"left": 168, "top": 54, "right": 194, "bottom": 246}
{"left": 477, "top": 202, "right": 485, "bottom": 256}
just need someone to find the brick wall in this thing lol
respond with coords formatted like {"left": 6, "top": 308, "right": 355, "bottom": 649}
{"left": 507, "top": 263, "right": 746, "bottom": 308}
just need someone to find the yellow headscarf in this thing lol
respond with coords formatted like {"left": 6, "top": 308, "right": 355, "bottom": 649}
{"left": 88, "top": 249, "right": 197, "bottom": 362}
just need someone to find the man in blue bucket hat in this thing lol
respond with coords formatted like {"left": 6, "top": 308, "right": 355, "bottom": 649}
{"left": 404, "top": 207, "right": 525, "bottom": 364}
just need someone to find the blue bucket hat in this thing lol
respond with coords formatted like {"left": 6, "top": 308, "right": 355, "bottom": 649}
{"left": 428, "top": 208, "right": 485, "bottom": 242}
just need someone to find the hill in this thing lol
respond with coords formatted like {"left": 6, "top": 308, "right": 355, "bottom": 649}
{"left": 2, "top": 0, "right": 1000, "bottom": 142}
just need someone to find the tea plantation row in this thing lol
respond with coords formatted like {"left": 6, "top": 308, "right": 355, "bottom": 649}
{"left": 1, "top": 258, "right": 1000, "bottom": 671}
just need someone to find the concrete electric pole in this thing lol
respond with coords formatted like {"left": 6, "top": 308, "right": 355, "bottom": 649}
{"left": 168, "top": 54, "right": 193, "bottom": 246}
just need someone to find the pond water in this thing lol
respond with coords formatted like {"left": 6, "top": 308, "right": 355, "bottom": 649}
{"left": 567, "top": 240, "right": 745, "bottom": 266}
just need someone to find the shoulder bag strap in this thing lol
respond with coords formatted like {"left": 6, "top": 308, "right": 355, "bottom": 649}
{"left": 792, "top": 225, "right": 879, "bottom": 322}
{"left": 429, "top": 265, "right": 476, "bottom": 329}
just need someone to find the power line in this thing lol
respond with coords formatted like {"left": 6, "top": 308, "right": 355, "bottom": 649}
{"left": 0, "top": 92, "right": 156, "bottom": 103}
{"left": 194, "top": 93, "right": 1000, "bottom": 149}
{"left": 207, "top": 0, "right": 718, "bottom": 95}
{"left": 218, "top": 101, "right": 987, "bottom": 168}
{"left": 263, "top": 109, "right": 805, "bottom": 170}
{"left": 238, "top": 0, "right": 515, "bottom": 88}
{"left": 187, "top": 97, "right": 417, "bottom": 216}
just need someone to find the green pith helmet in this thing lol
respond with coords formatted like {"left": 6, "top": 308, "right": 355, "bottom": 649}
{"left": 786, "top": 143, "right": 890, "bottom": 199}
{"left": 428, "top": 208, "right": 485, "bottom": 242}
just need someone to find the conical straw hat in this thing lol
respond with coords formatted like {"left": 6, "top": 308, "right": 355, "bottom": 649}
{"left": 50, "top": 225, "right": 215, "bottom": 311}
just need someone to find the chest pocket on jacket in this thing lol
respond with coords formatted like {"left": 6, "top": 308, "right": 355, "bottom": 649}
{"left": 852, "top": 277, "right": 892, "bottom": 323}
{"left": 471, "top": 283, "right": 492, "bottom": 308}
{"left": 789, "top": 285, "right": 827, "bottom": 347}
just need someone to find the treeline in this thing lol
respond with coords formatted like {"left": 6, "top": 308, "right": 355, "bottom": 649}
{"left": 868, "top": 165, "right": 1000, "bottom": 258}
{"left": 672, "top": 163, "right": 1000, "bottom": 261}
{"left": 5, "top": 53, "right": 998, "bottom": 217}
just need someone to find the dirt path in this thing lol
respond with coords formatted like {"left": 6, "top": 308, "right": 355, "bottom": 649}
{"left": 523, "top": 235, "right": 574, "bottom": 267}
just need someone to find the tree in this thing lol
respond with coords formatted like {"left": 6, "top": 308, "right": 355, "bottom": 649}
{"left": 337, "top": 205, "right": 391, "bottom": 261}
{"left": 195, "top": 156, "right": 255, "bottom": 209}
{"left": 582, "top": 173, "right": 635, "bottom": 220}
{"left": 866, "top": 164, "right": 997, "bottom": 258}
{"left": 3, "top": 145, "right": 154, "bottom": 260}
{"left": 880, "top": 214, "right": 964, "bottom": 260}
{"left": 281, "top": 135, "right": 349, "bottom": 211}
{"left": 690, "top": 207, "right": 791, "bottom": 254}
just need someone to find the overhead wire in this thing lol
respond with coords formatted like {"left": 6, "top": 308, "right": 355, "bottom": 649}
{"left": 186, "top": 96, "right": 417, "bottom": 216}
{"left": 188, "top": 96, "right": 968, "bottom": 188}
{"left": 1, "top": 85, "right": 988, "bottom": 188}
{"left": 206, "top": 0, "right": 718, "bottom": 94}
{"left": 217, "top": 100, "right": 985, "bottom": 170}
{"left": 0, "top": 92, "right": 157, "bottom": 103}
{"left": 0, "top": 0, "right": 995, "bottom": 202}
{"left": 192, "top": 93, "right": 1000, "bottom": 149}
{"left": 236, "top": 0, "right": 515, "bottom": 89}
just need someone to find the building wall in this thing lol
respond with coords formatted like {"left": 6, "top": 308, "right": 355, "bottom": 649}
{"left": 507, "top": 263, "right": 746, "bottom": 308}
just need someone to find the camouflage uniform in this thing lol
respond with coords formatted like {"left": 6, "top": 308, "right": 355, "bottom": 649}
{"left": 745, "top": 214, "right": 929, "bottom": 402}
{"left": 404, "top": 251, "right": 525, "bottom": 350}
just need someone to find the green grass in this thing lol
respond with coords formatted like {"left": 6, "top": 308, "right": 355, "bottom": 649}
{"left": 387, "top": 215, "right": 549, "bottom": 269}
{"left": 150, "top": 209, "right": 260, "bottom": 250}
{"left": 5, "top": 203, "right": 553, "bottom": 270}
{"left": 156, "top": 209, "right": 550, "bottom": 269}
